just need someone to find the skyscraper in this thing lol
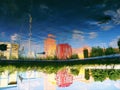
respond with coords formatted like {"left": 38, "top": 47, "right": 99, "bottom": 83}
{"left": 44, "top": 34, "right": 56, "bottom": 57}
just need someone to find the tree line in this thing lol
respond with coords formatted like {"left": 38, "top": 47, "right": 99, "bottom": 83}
{"left": 83, "top": 38, "right": 120, "bottom": 58}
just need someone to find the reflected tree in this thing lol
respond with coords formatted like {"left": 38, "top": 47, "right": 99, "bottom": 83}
{"left": 85, "top": 69, "right": 90, "bottom": 80}
{"left": 91, "top": 69, "right": 107, "bottom": 82}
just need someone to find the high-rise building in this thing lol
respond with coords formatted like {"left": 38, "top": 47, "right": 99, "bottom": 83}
{"left": 44, "top": 35, "right": 56, "bottom": 57}
{"left": 56, "top": 43, "right": 72, "bottom": 60}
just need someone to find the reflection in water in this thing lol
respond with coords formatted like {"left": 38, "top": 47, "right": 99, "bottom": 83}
{"left": 0, "top": 65, "right": 120, "bottom": 90}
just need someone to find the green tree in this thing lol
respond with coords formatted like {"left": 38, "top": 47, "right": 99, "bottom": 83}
{"left": 91, "top": 69, "right": 107, "bottom": 82}
{"left": 83, "top": 48, "right": 88, "bottom": 58}
{"left": 90, "top": 46, "right": 104, "bottom": 57}
{"left": 0, "top": 44, "right": 7, "bottom": 51}
{"left": 70, "top": 68, "right": 79, "bottom": 76}
{"left": 117, "top": 38, "right": 120, "bottom": 52}
{"left": 0, "top": 44, "right": 7, "bottom": 59}
{"left": 108, "top": 69, "right": 120, "bottom": 81}
{"left": 70, "top": 54, "right": 79, "bottom": 59}
{"left": 105, "top": 47, "right": 116, "bottom": 55}
{"left": 85, "top": 69, "right": 90, "bottom": 80}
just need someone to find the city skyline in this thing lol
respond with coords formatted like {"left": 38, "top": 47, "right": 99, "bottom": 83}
{"left": 0, "top": 0, "right": 120, "bottom": 54}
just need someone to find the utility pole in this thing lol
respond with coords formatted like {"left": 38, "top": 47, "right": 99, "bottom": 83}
{"left": 28, "top": 14, "right": 32, "bottom": 58}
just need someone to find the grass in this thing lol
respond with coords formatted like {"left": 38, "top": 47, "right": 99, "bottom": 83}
{"left": 0, "top": 57, "right": 120, "bottom": 74}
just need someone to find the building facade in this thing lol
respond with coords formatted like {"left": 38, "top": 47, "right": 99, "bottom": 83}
{"left": 44, "top": 37, "right": 56, "bottom": 57}
{"left": 72, "top": 46, "right": 91, "bottom": 59}
{"left": 56, "top": 43, "right": 72, "bottom": 60}
{"left": 0, "top": 42, "right": 19, "bottom": 59}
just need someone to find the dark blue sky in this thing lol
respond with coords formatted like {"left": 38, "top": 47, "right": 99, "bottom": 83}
{"left": 0, "top": 0, "right": 120, "bottom": 52}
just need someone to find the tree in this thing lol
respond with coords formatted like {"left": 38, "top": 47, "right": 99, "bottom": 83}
{"left": 0, "top": 44, "right": 7, "bottom": 58}
{"left": 108, "top": 69, "right": 120, "bottom": 81}
{"left": 117, "top": 38, "right": 120, "bottom": 52}
{"left": 85, "top": 69, "right": 90, "bottom": 80}
{"left": 83, "top": 48, "right": 88, "bottom": 58}
{"left": 91, "top": 69, "right": 107, "bottom": 82}
{"left": 0, "top": 44, "right": 7, "bottom": 51}
{"left": 90, "top": 46, "right": 104, "bottom": 57}
{"left": 70, "top": 68, "right": 79, "bottom": 76}
{"left": 70, "top": 54, "right": 79, "bottom": 59}
{"left": 105, "top": 47, "right": 116, "bottom": 55}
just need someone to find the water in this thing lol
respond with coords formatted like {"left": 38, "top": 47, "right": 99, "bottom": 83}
{"left": 0, "top": 65, "right": 120, "bottom": 90}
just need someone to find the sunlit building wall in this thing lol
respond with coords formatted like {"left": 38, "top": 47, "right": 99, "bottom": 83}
{"left": 0, "top": 42, "right": 19, "bottom": 59}
{"left": 72, "top": 46, "right": 91, "bottom": 59}
{"left": 56, "top": 44, "right": 72, "bottom": 60}
{"left": 44, "top": 37, "right": 56, "bottom": 57}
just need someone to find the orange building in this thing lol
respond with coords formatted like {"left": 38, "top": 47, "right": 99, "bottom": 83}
{"left": 72, "top": 46, "right": 91, "bottom": 59}
{"left": 44, "top": 35, "right": 56, "bottom": 57}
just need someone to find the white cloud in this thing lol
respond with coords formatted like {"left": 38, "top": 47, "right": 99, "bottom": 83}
{"left": 72, "top": 30, "right": 84, "bottom": 41}
{"left": 88, "top": 32, "right": 97, "bottom": 39}
{"left": 101, "top": 25, "right": 113, "bottom": 31}
{"left": 114, "top": 82, "right": 120, "bottom": 89}
{"left": 40, "top": 4, "right": 49, "bottom": 10}
{"left": 73, "top": 30, "right": 84, "bottom": 34}
{"left": 104, "top": 8, "right": 120, "bottom": 24}
{"left": 11, "top": 33, "right": 20, "bottom": 41}
{"left": 73, "top": 34, "right": 84, "bottom": 41}
{"left": 109, "top": 36, "right": 120, "bottom": 48}
{"left": 104, "top": 10, "right": 116, "bottom": 16}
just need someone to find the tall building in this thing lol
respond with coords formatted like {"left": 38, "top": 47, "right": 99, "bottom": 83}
{"left": 56, "top": 43, "right": 72, "bottom": 60}
{"left": 44, "top": 35, "right": 56, "bottom": 57}
{"left": 0, "top": 42, "right": 19, "bottom": 59}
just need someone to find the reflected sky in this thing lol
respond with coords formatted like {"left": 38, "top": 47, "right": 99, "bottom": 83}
{"left": 0, "top": 0, "right": 120, "bottom": 53}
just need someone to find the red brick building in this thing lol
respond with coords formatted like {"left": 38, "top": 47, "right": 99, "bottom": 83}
{"left": 56, "top": 44, "right": 72, "bottom": 60}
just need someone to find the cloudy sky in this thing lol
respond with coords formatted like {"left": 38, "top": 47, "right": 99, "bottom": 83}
{"left": 0, "top": 0, "right": 120, "bottom": 52}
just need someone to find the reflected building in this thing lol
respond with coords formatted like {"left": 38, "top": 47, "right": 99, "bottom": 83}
{"left": 44, "top": 73, "right": 56, "bottom": 90}
{"left": 44, "top": 34, "right": 56, "bottom": 57}
{"left": 56, "top": 68, "right": 73, "bottom": 87}
{"left": 0, "top": 71, "right": 17, "bottom": 88}
{"left": 0, "top": 42, "right": 19, "bottom": 59}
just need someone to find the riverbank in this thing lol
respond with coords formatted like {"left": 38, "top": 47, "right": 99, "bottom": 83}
{"left": 0, "top": 57, "right": 120, "bottom": 67}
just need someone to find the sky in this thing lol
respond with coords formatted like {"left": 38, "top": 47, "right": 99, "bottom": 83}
{"left": 0, "top": 0, "right": 120, "bottom": 53}
{"left": 1, "top": 78, "right": 120, "bottom": 90}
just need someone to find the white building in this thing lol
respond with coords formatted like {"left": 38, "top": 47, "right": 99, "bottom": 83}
{"left": 0, "top": 42, "right": 19, "bottom": 60}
